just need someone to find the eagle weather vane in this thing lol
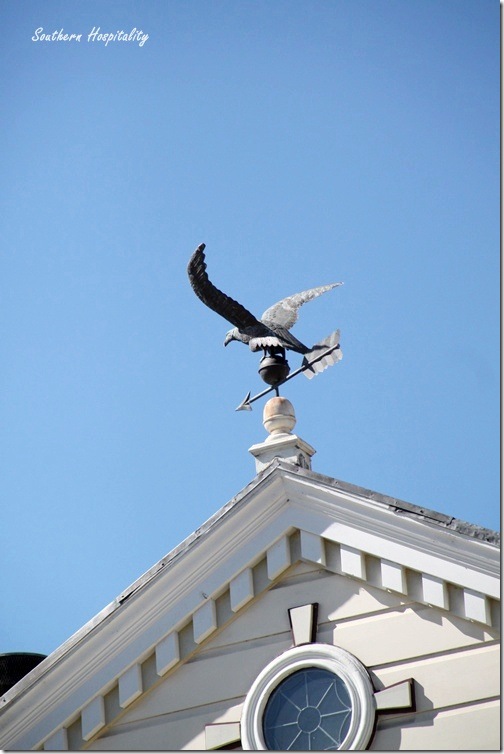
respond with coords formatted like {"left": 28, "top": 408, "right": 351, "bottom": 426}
{"left": 187, "top": 243, "right": 343, "bottom": 411}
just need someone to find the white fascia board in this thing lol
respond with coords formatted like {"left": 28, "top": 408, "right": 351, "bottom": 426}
{"left": 0, "top": 464, "right": 499, "bottom": 750}
{"left": 0, "top": 474, "right": 294, "bottom": 750}
{"left": 281, "top": 474, "right": 499, "bottom": 597}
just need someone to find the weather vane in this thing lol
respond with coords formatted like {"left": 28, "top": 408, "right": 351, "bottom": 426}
{"left": 187, "top": 243, "right": 343, "bottom": 411}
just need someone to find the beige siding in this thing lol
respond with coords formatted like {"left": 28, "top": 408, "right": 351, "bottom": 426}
{"left": 102, "top": 638, "right": 287, "bottom": 726}
{"left": 371, "top": 642, "right": 499, "bottom": 712}
{"left": 326, "top": 604, "right": 496, "bottom": 666}
{"left": 208, "top": 565, "right": 412, "bottom": 650}
{"left": 90, "top": 563, "right": 500, "bottom": 751}
{"left": 372, "top": 699, "right": 500, "bottom": 750}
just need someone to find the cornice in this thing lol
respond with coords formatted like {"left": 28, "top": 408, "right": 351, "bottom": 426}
{"left": 0, "top": 470, "right": 293, "bottom": 749}
{"left": 279, "top": 473, "right": 499, "bottom": 594}
{"left": 276, "top": 461, "right": 499, "bottom": 545}
{"left": 0, "top": 462, "right": 499, "bottom": 751}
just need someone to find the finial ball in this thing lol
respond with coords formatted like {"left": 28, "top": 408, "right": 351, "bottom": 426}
{"left": 263, "top": 397, "right": 296, "bottom": 436}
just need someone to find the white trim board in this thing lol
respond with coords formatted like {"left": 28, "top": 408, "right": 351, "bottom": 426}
{"left": 0, "top": 462, "right": 499, "bottom": 751}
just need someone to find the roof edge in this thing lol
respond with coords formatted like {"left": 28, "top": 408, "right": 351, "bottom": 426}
{"left": 1, "top": 458, "right": 498, "bottom": 712}
{"left": 274, "top": 460, "right": 500, "bottom": 546}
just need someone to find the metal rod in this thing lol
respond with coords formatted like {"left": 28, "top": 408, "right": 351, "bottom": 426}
{"left": 236, "top": 343, "right": 340, "bottom": 411}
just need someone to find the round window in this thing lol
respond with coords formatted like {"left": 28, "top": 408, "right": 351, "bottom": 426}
{"left": 263, "top": 667, "right": 352, "bottom": 750}
{"left": 241, "top": 644, "right": 376, "bottom": 751}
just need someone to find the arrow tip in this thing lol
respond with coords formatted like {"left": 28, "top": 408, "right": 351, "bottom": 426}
{"left": 236, "top": 391, "right": 253, "bottom": 411}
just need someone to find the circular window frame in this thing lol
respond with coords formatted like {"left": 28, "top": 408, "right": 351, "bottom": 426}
{"left": 241, "top": 644, "right": 376, "bottom": 751}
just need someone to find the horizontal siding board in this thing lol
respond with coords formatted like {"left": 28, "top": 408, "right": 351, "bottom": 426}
{"left": 115, "top": 639, "right": 288, "bottom": 725}
{"left": 87, "top": 710, "right": 208, "bottom": 751}
{"left": 372, "top": 642, "right": 500, "bottom": 713}
{"left": 92, "top": 691, "right": 501, "bottom": 751}
{"left": 372, "top": 698, "right": 500, "bottom": 750}
{"left": 89, "top": 565, "right": 499, "bottom": 750}
{"left": 208, "top": 566, "right": 410, "bottom": 650}
{"left": 330, "top": 605, "right": 497, "bottom": 667}
{"left": 89, "top": 701, "right": 245, "bottom": 751}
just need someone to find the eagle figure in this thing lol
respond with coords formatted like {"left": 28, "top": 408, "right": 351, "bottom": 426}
{"left": 187, "top": 243, "right": 342, "bottom": 354}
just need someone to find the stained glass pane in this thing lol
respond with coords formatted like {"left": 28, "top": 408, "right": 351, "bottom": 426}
{"left": 263, "top": 668, "right": 352, "bottom": 751}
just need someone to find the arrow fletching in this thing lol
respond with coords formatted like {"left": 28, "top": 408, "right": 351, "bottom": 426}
{"left": 302, "top": 330, "right": 342, "bottom": 379}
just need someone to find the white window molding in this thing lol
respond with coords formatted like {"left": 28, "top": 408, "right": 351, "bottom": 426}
{"left": 240, "top": 643, "right": 376, "bottom": 750}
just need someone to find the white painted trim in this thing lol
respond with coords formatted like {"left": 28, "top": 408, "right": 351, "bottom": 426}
{"left": 289, "top": 603, "right": 317, "bottom": 646}
{"left": 421, "top": 573, "right": 449, "bottom": 609}
{"left": 381, "top": 559, "right": 407, "bottom": 594}
{"left": 374, "top": 679, "right": 413, "bottom": 711}
{"left": 0, "top": 464, "right": 498, "bottom": 752}
{"left": 282, "top": 473, "right": 499, "bottom": 594}
{"left": 205, "top": 722, "right": 241, "bottom": 750}
{"left": 81, "top": 696, "right": 105, "bottom": 741}
{"left": 193, "top": 600, "right": 218, "bottom": 644}
{"left": 267, "top": 534, "right": 291, "bottom": 579}
{"left": 118, "top": 664, "right": 143, "bottom": 708}
{"left": 300, "top": 530, "right": 326, "bottom": 566}
{"left": 240, "top": 643, "right": 376, "bottom": 750}
{"left": 43, "top": 728, "right": 68, "bottom": 751}
{"left": 463, "top": 589, "right": 491, "bottom": 625}
{"left": 230, "top": 568, "right": 255, "bottom": 612}
{"left": 340, "top": 545, "right": 366, "bottom": 580}
{"left": 155, "top": 632, "right": 180, "bottom": 676}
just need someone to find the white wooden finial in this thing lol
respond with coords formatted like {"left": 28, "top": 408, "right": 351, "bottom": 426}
{"left": 263, "top": 396, "right": 296, "bottom": 436}
{"left": 249, "top": 397, "right": 315, "bottom": 472}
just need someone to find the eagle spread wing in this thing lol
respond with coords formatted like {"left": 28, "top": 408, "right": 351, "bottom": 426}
{"left": 187, "top": 243, "right": 342, "bottom": 355}
{"left": 261, "top": 283, "right": 343, "bottom": 331}
{"left": 187, "top": 244, "right": 262, "bottom": 331}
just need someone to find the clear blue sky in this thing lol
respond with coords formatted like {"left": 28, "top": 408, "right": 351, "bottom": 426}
{"left": 1, "top": 0, "right": 499, "bottom": 657}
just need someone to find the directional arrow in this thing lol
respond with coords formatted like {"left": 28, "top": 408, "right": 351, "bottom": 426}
{"left": 236, "top": 331, "right": 342, "bottom": 411}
